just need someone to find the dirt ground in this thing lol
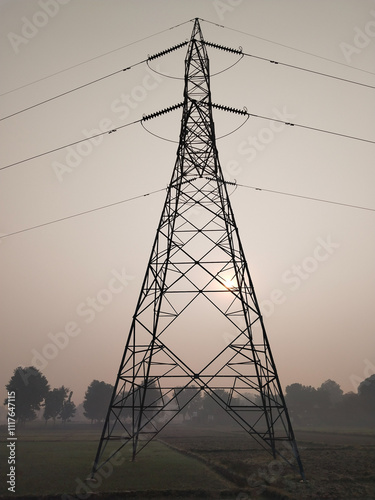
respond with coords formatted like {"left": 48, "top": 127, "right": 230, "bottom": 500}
{"left": 158, "top": 425, "right": 375, "bottom": 499}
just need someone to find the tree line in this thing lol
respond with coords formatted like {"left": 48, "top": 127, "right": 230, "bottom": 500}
{"left": 3, "top": 366, "right": 375, "bottom": 427}
{"left": 3, "top": 367, "right": 113, "bottom": 425}
{"left": 285, "top": 378, "right": 375, "bottom": 427}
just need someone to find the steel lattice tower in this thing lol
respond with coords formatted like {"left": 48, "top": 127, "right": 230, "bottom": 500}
{"left": 91, "top": 18, "right": 304, "bottom": 480}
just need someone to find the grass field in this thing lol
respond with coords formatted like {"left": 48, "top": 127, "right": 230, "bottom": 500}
{"left": 1, "top": 423, "right": 375, "bottom": 499}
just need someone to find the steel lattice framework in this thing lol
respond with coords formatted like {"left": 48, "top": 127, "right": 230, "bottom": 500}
{"left": 91, "top": 18, "right": 304, "bottom": 480}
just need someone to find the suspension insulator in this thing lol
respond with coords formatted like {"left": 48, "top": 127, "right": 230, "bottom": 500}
{"left": 148, "top": 41, "right": 189, "bottom": 61}
{"left": 204, "top": 40, "right": 243, "bottom": 55}
{"left": 142, "top": 102, "right": 184, "bottom": 121}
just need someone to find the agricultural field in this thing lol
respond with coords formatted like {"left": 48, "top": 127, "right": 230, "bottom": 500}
{"left": 160, "top": 425, "right": 375, "bottom": 499}
{"left": 1, "top": 423, "right": 374, "bottom": 499}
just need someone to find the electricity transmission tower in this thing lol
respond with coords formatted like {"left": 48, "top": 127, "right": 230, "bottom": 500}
{"left": 91, "top": 18, "right": 305, "bottom": 480}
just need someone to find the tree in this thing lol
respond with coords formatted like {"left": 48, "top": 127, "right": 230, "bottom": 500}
{"left": 335, "top": 391, "right": 361, "bottom": 426}
{"left": 83, "top": 380, "right": 114, "bottom": 423}
{"left": 318, "top": 379, "right": 343, "bottom": 407}
{"left": 174, "top": 386, "right": 201, "bottom": 421}
{"left": 201, "top": 389, "right": 231, "bottom": 423}
{"left": 5, "top": 366, "right": 49, "bottom": 423}
{"left": 135, "top": 379, "right": 163, "bottom": 419}
{"left": 285, "top": 383, "right": 317, "bottom": 410}
{"left": 358, "top": 374, "right": 375, "bottom": 415}
{"left": 59, "top": 391, "right": 76, "bottom": 424}
{"left": 285, "top": 383, "right": 319, "bottom": 424}
{"left": 43, "top": 387, "right": 69, "bottom": 424}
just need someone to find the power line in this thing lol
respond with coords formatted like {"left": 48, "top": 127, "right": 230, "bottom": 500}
{"left": 236, "top": 183, "right": 375, "bottom": 212}
{"left": 0, "top": 19, "right": 193, "bottom": 98}
{"left": 200, "top": 18, "right": 375, "bottom": 78}
{"left": 2, "top": 181, "right": 373, "bottom": 242}
{"left": 0, "top": 188, "right": 166, "bottom": 240}
{"left": 2, "top": 107, "right": 374, "bottom": 173}
{"left": 2, "top": 101, "right": 374, "bottom": 174}
{"left": 0, "top": 118, "right": 141, "bottom": 171}
{"left": 0, "top": 61, "right": 146, "bottom": 122}
{"left": 2, "top": 22, "right": 373, "bottom": 125}
{"left": 3, "top": 16, "right": 373, "bottom": 99}
{"left": 203, "top": 38, "right": 374, "bottom": 89}
{"left": 5, "top": 40, "right": 373, "bottom": 124}
{"left": 244, "top": 110, "right": 375, "bottom": 145}
{"left": 240, "top": 50, "right": 375, "bottom": 90}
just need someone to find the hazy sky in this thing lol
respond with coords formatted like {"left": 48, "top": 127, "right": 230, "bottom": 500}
{"left": 1, "top": 0, "right": 375, "bottom": 408}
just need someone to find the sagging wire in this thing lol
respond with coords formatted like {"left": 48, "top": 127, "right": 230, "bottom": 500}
{"left": 146, "top": 38, "right": 244, "bottom": 80}
{"left": 146, "top": 41, "right": 189, "bottom": 80}
{"left": 210, "top": 52, "right": 244, "bottom": 77}
{"left": 215, "top": 113, "right": 249, "bottom": 140}
{"left": 141, "top": 103, "right": 184, "bottom": 143}
{"left": 141, "top": 120, "right": 179, "bottom": 144}
{"left": 211, "top": 103, "right": 249, "bottom": 139}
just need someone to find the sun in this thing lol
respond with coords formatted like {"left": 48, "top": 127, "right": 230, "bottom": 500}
{"left": 222, "top": 278, "right": 236, "bottom": 290}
